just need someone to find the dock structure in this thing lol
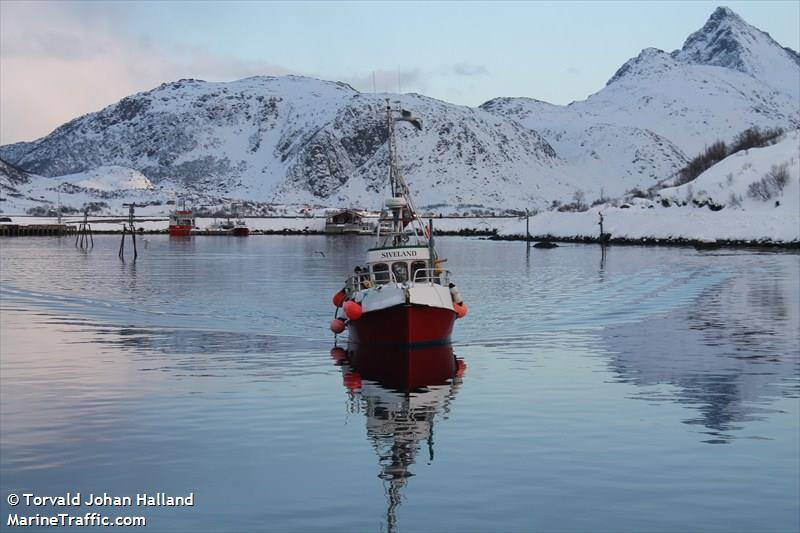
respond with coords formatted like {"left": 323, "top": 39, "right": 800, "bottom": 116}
{"left": 118, "top": 203, "right": 139, "bottom": 260}
{"left": 76, "top": 209, "right": 94, "bottom": 249}
{"left": 0, "top": 223, "right": 75, "bottom": 237}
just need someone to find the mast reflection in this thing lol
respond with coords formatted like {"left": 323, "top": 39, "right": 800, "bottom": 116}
{"left": 331, "top": 344, "right": 466, "bottom": 533}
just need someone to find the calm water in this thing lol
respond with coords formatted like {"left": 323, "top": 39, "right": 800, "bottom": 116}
{"left": 1, "top": 236, "right": 798, "bottom": 532}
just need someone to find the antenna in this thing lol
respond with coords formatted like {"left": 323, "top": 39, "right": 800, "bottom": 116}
{"left": 397, "top": 66, "right": 401, "bottom": 110}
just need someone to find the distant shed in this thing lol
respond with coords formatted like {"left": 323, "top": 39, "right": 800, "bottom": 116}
{"left": 324, "top": 209, "right": 375, "bottom": 234}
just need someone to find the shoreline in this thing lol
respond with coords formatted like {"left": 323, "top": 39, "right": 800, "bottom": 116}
{"left": 489, "top": 233, "right": 800, "bottom": 249}
{"left": 2, "top": 226, "right": 798, "bottom": 249}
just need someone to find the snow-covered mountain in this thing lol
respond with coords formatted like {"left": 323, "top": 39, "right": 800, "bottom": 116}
{"left": 1, "top": 6, "right": 797, "bottom": 215}
{"left": 0, "top": 76, "right": 560, "bottom": 213}
{"left": 481, "top": 6, "right": 799, "bottom": 194}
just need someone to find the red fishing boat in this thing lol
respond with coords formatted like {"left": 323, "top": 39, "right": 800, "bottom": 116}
{"left": 329, "top": 102, "right": 467, "bottom": 350}
{"left": 229, "top": 203, "right": 250, "bottom": 236}
{"left": 168, "top": 200, "right": 195, "bottom": 237}
{"left": 232, "top": 217, "right": 250, "bottom": 236}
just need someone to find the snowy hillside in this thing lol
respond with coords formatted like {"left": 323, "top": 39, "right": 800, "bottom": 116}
{"left": 498, "top": 130, "right": 800, "bottom": 244}
{"left": 656, "top": 130, "right": 799, "bottom": 214}
{"left": 0, "top": 165, "right": 171, "bottom": 216}
{"left": 58, "top": 166, "right": 155, "bottom": 192}
{"left": 272, "top": 93, "right": 560, "bottom": 209}
{"left": 0, "top": 158, "right": 30, "bottom": 191}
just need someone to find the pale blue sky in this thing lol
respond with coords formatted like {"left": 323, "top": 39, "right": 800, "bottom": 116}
{"left": 1, "top": 1, "right": 798, "bottom": 143}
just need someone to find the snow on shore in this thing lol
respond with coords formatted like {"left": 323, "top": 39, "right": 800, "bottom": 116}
{"left": 499, "top": 132, "right": 800, "bottom": 244}
{"left": 10, "top": 216, "right": 511, "bottom": 234}
{"left": 498, "top": 207, "right": 798, "bottom": 243}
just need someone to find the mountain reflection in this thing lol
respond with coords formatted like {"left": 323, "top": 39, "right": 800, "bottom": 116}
{"left": 331, "top": 344, "right": 465, "bottom": 533}
{"left": 603, "top": 260, "right": 799, "bottom": 443}
{"left": 84, "top": 327, "right": 327, "bottom": 378}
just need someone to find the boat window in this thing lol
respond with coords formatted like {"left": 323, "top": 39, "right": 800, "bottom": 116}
{"left": 392, "top": 262, "right": 409, "bottom": 283}
{"left": 372, "top": 263, "right": 390, "bottom": 284}
{"left": 411, "top": 261, "right": 427, "bottom": 281}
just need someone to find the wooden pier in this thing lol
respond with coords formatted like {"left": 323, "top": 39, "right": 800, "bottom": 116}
{"left": 0, "top": 224, "right": 76, "bottom": 237}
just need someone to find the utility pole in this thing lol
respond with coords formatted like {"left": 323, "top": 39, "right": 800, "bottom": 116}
{"left": 525, "top": 209, "right": 531, "bottom": 245}
{"left": 57, "top": 181, "right": 62, "bottom": 233}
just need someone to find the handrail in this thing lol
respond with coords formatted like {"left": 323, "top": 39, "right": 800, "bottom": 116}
{"left": 345, "top": 267, "right": 449, "bottom": 293}
{"left": 346, "top": 270, "right": 397, "bottom": 292}
{"left": 412, "top": 268, "right": 449, "bottom": 284}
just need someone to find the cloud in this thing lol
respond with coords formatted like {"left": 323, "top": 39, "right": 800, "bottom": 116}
{"left": 0, "top": 1, "right": 293, "bottom": 144}
{"left": 452, "top": 63, "right": 488, "bottom": 77}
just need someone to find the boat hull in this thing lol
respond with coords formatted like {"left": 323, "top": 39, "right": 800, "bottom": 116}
{"left": 348, "top": 303, "right": 456, "bottom": 347}
{"left": 168, "top": 225, "right": 193, "bottom": 237}
{"left": 233, "top": 227, "right": 250, "bottom": 236}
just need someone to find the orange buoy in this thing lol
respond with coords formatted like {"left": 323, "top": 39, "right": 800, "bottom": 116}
{"left": 343, "top": 371, "right": 362, "bottom": 391}
{"left": 330, "top": 346, "right": 347, "bottom": 363}
{"left": 454, "top": 301, "right": 468, "bottom": 319}
{"left": 332, "top": 290, "right": 346, "bottom": 308}
{"left": 330, "top": 318, "right": 346, "bottom": 334}
{"left": 344, "top": 300, "right": 363, "bottom": 320}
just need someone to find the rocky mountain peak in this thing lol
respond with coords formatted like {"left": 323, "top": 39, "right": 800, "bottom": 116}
{"left": 672, "top": 6, "right": 800, "bottom": 82}
{"left": 606, "top": 7, "right": 799, "bottom": 98}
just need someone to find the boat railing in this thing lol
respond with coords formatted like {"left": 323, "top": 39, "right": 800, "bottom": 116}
{"left": 412, "top": 268, "right": 450, "bottom": 285}
{"left": 345, "top": 270, "right": 402, "bottom": 292}
{"left": 345, "top": 267, "right": 450, "bottom": 292}
{"left": 346, "top": 273, "right": 382, "bottom": 292}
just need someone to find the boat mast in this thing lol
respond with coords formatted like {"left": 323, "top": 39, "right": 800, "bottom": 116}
{"left": 379, "top": 99, "right": 426, "bottom": 248}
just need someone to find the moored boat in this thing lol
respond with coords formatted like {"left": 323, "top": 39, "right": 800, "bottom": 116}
{"left": 168, "top": 201, "right": 195, "bottom": 236}
{"left": 203, "top": 218, "right": 235, "bottom": 235}
{"left": 329, "top": 102, "right": 467, "bottom": 350}
{"left": 232, "top": 218, "right": 250, "bottom": 236}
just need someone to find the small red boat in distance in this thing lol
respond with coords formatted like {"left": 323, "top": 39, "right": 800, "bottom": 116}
{"left": 229, "top": 203, "right": 250, "bottom": 236}
{"left": 168, "top": 199, "right": 195, "bottom": 236}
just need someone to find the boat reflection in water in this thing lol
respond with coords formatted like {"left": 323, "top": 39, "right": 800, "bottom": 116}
{"left": 331, "top": 344, "right": 466, "bottom": 532}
